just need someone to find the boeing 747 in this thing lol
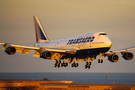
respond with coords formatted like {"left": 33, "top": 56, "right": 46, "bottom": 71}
{"left": 0, "top": 16, "right": 135, "bottom": 69}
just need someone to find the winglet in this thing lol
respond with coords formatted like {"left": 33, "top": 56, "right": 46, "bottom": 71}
{"left": 33, "top": 16, "right": 49, "bottom": 43}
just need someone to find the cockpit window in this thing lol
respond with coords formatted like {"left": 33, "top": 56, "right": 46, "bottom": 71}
{"left": 99, "top": 33, "right": 107, "bottom": 35}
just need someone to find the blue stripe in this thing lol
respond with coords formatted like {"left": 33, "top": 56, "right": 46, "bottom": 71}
{"left": 76, "top": 47, "right": 110, "bottom": 55}
{"left": 37, "top": 24, "right": 47, "bottom": 40}
{"left": 61, "top": 47, "right": 110, "bottom": 59}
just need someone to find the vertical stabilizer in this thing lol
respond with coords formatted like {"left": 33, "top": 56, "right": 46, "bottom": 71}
{"left": 33, "top": 16, "right": 49, "bottom": 43}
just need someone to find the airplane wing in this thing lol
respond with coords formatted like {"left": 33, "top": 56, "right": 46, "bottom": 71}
{"left": 106, "top": 46, "right": 135, "bottom": 54}
{"left": 0, "top": 43, "right": 76, "bottom": 55}
{"left": 0, "top": 43, "right": 39, "bottom": 54}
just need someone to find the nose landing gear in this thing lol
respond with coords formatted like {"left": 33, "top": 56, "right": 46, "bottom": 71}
{"left": 98, "top": 53, "right": 104, "bottom": 63}
{"left": 98, "top": 59, "right": 103, "bottom": 63}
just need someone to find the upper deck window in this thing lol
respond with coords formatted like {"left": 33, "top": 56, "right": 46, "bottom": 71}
{"left": 99, "top": 33, "right": 107, "bottom": 35}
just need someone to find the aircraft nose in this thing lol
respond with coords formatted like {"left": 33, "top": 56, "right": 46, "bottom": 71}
{"left": 106, "top": 39, "right": 112, "bottom": 48}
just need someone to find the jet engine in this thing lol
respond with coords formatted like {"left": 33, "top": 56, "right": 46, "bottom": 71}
{"left": 5, "top": 46, "right": 16, "bottom": 55}
{"left": 122, "top": 52, "right": 133, "bottom": 60}
{"left": 108, "top": 54, "right": 119, "bottom": 62}
{"left": 41, "top": 51, "right": 52, "bottom": 59}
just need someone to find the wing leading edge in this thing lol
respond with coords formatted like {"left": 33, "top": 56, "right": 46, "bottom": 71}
{"left": 0, "top": 42, "right": 76, "bottom": 55}
{"left": 106, "top": 46, "right": 135, "bottom": 54}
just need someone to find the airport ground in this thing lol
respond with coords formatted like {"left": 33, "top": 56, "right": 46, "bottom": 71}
{"left": 0, "top": 79, "right": 135, "bottom": 90}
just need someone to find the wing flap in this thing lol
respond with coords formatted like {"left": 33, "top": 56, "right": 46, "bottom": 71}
{"left": 33, "top": 51, "right": 40, "bottom": 58}
{"left": 16, "top": 48, "right": 31, "bottom": 54}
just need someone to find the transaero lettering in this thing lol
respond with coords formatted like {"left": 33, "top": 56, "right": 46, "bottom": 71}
{"left": 67, "top": 36, "right": 95, "bottom": 45}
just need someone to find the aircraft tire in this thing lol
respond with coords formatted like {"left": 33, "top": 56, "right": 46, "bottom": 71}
{"left": 85, "top": 65, "right": 87, "bottom": 69}
{"left": 66, "top": 62, "right": 68, "bottom": 66}
{"left": 58, "top": 64, "right": 60, "bottom": 68}
{"left": 54, "top": 64, "right": 57, "bottom": 67}
{"left": 88, "top": 65, "right": 90, "bottom": 69}
{"left": 98, "top": 59, "right": 100, "bottom": 63}
{"left": 89, "top": 62, "right": 91, "bottom": 65}
{"left": 59, "top": 60, "right": 61, "bottom": 64}
{"left": 76, "top": 63, "right": 78, "bottom": 67}
{"left": 61, "top": 63, "right": 63, "bottom": 67}
{"left": 71, "top": 64, "right": 74, "bottom": 67}
{"left": 63, "top": 63, "right": 66, "bottom": 67}
{"left": 101, "top": 59, "right": 103, "bottom": 63}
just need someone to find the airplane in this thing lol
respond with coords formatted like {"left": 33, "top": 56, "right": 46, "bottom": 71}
{"left": 0, "top": 16, "right": 135, "bottom": 69}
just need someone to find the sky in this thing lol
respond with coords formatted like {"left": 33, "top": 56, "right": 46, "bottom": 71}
{"left": 0, "top": 0, "right": 135, "bottom": 73}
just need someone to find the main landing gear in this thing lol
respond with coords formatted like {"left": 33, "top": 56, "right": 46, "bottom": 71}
{"left": 54, "top": 60, "right": 61, "bottom": 67}
{"left": 85, "top": 61, "right": 91, "bottom": 69}
{"left": 54, "top": 59, "right": 68, "bottom": 68}
{"left": 84, "top": 57, "right": 95, "bottom": 69}
{"left": 71, "top": 63, "right": 78, "bottom": 67}
{"left": 61, "top": 59, "right": 68, "bottom": 67}
{"left": 71, "top": 58, "right": 79, "bottom": 68}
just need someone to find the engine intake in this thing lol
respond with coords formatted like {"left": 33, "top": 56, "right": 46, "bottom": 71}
{"left": 41, "top": 51, "right": 52, "bottom": 59}
{"left": 5, "top": 46, "right": 16, "bottom": 55}
{"left": 108, "top": 54, "right": 119, "bottom": 62}
{"left": 122, "top": 52, "right": 133, "bottom": 60}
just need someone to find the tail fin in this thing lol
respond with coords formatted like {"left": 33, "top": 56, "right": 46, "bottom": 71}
{"left": 33, "top": 16, "right": 49, "bottom": 43}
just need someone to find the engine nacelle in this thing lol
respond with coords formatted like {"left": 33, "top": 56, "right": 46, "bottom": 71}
{"left": 40, "top": 51, "right": 52, "bottom": 59}
{"left": 5, "top": 46, "right": 16, "bottom": 55}
{"left": 108, "top": 54, "right": 119, "bottom": 62}
{"left": 122, "top": 52, "right": 133, "bottom": 60}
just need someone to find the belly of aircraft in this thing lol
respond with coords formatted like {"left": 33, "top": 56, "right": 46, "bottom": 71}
{"left": 75, "top": 47, "right": 110, "bottom": 56}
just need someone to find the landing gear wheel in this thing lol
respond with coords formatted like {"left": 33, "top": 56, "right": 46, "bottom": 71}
{"left": 71, "top": 63, "right": 74, "bottom": 67}
{"left": 58, "top": 64, "right": 60, "bottom": 68}
{"left": 88, "top": 65, "right": 90, "bottom": 69}
{"left": 59, "top": 60, "right": 61, "bottom": 64}
{"left": 98, "top": 59, "right": 100, "bottom": 63}
{"left": 71, "top": 63, "right": 78, "bottom": 68}
{"left": 75, "top": 63, "right": 78, "bottom": 67}
{"left": 85, "top": 65, "right": 87, "bottom": 69}
{"left": 85, "top": 61, "right": 92, "bottom": 69}
{"left": 54, "top": 64, "right": 57, "bottom": 67}
{"left": 54, "top": 60, "right": 61, "bottom": 68}
{"left": 101, "top": 59, "right": 103, "bottom": 63}
{"left": 61, "top": 63, "right": 63, "bottom": 67}
{"left": 89, "top": 62, "right": 91, "bottom": 65}
{"left": 98, "top": 59, "right": 103, "bottom": 63}
{"left": 65, "top": 62, "right": 68, "bottom": 66}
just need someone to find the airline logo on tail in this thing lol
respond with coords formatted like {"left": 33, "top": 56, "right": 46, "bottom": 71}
{"left": 33, "top": 16, "right": 49, "bottom": 43}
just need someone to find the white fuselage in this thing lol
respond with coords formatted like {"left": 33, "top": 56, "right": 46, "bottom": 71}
{"left": 35, "top": 32, "right": 112, "bottom": 55}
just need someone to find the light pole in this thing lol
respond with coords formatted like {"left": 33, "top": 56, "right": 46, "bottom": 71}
{"left": 105, "top": 71, "right": 108, "bottom": 83}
